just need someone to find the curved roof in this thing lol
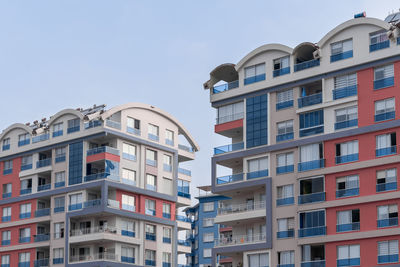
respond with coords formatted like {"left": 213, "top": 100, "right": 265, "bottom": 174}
{"left": 101, "top": 103, "right": 200, "bottom": 152}
{"left": 292, "top": 42, "right": 318, "bottom": 56}
{"left": 236, "top": 43, "right": 293, "bottom": 71}
{"left": 318, "top": 17, "right": 390, "bottom": 47}
{"left": 204, "top": 63, "right": 237, "bottom": 89}
{"left": 47, "top": 108, "right": 84, "bottom": 126}
{"left": 0, "top": 123, "right": 32, "bottom": 141}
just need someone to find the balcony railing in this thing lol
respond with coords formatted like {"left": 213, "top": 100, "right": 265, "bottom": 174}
{"left": 84, "top": 172, "right": 119, "bottom": 182}
{"left": 165, "top": 138, "right": 174, "bottom": 146}
{"left": 214, "top": 142, "right": 244, "bottom": 154}
{"left": 121, "top": 229, "right": 135, "bottom": 237}
{"left": 19, "top": 237, "right": 31, "bottom": 243}
{"left": 52, "top": 130, "right": 63, "bottom": 137}
{"left": 336, "top": 188, "right": 359, "bottom": 198}
{"left": 35, "top": 208, "right": 50, "bottom": 217}
{"left": 2, "top": 192, "right": 11, "bottom": 198}
{"left": 370, "top": 40, "right": 390, "bottom": 52}
{"left": 20, "top": 163, "right": 33, "bottom": 171}
{"left": 375, "top": 76, "right": 395, "bottom": 90}
{"left": 67, "top": 125, "right": 80, "bottom": 134}
{"left": 146, "top": 233, "right": 156, "bottom": 241}
{"left": 69, "top": 253, "right": 118, "bottom": 263}
{"left": 34, "top": 233, "right": 50, "bottom": 242}
{"left": 215, "top": 233, "right": 266, "bottom": 247}
{"left": 337, "top": 258, "right": 360, "bottom": 267}
{"left": 178, "top": 239, "right": 191, "bottom": 246}
{"left": 298, "top": 93, "right": 322, "bottom": 108}
{"left": 335, "top": 153, "right": 359, "bottom": 164}
{"left": 163, "top": 164, "right": 172, "bottom": 172}
{"left": 69, "top": 203, "right": 83, "bottom": 211}
{"left": 336, "top": 222, "right": 360, "bottom": 232}
{"left": 298, "top": 226, "right": 326, "bottom": 237}
{"left": 148, "top": 133, "right": 159, "bottom": 142}
{"left": 276, "top": 132, "right": 294, "bottom": 142}
{"left": 178, "top": 167, "right": 191, "bottom": 176}
{"left": 276, "top": 197, "right": 294, "bottom": 206}
{"left": 121, "top": 256, "right": 135, "bottom": 264}
{"left": 378, "top": 254, "right": 399, "bottom": 264}
{"left": 298, "top": 192, "right": 325, "bottom": 204}
{"left": 55, "top": 181, "right": 65, "bottom": 188}
{"left": 122, "top": 152, "right": 136, "bottom": 161}
{"left": 376, "top": 146, "right": 397, "bottom": 157}
{"left": 273, "top": 67, "right": 290, "bottom": 77}
{"left": 37, "top": 183, "right": 51, "bottom": 192}
{"left": 176, "top": 215, "right": 192, "bottom": 222}
{"left": 216, "top": 112, "right": 244, "bottom": 124}
{"left": 376, "top": 182, "right": 397, "bottom": 192}
{"left": 19, "top": 212, "right": 31, "bottom": 219}
{"left": 53, "top": 258, "right": 64, "bottom": 264}
{"left": 18, "top": 139, "right": 30, "bottom": 147}
{"left": 36, "top": 158, "right": 51, "bottom": 168}
{"left": 105, "top": 119, "right": 121, "bottom": 130}
{"left": 54, "top": 206, "right": 64, "bottom": 213}
{"left": 107, "top": 199, "right": 120, "bottom": 209}
{"left": 20, "top": 188, "right": 32, "bottom": 195}
{"left": 213, "top": 80, "right": 239, "bottom": 94}
{"left": 216, "top": 173, "right": 244, "bottom": 185}
{"left": 2, "top": 144, "right": 10, "bottom": 151}
{"left": 32, "top": 133, "right": 50, "bottom": 143}
{"left": 178, "top": 144, "right": 194, "bottom": 153}
{"left": 87, "top": 146, "right": 120, "bottom": 156}
{"left": 298, "top": 159, "right": 325, "bottom": 172}
{"left": 145, "top": 260, "right": 156, "bottom": 266}
{"left": 294, "top": 58, "right": 320, "bottom": 72}
{"left": 377, "top": 217, "right": 398, "bottom": 228}
{"left": 34, "top": 258, "right": 49, "bottom": 267}
{"left": 276, "top": 100, "right": 294, "bottom": 110}
{"left": 299, "top": 125, "right": 324, "bottom": 137}
{"left": 244, "top": 73, "right": 266, "bottom": 85}
{"left": 247, "top": 169, "right": 268, "bottom": 179}
{"left": 218, "top": 201, "right": 265, "bottom": 215}
{"left": 70, "top": 226, "right": 117, "bottom": 236}
{"left": 127, "top": 126, "right": 141, "bottom": 136}
{"left": 375, "top": 111, "right": 395, "bottom": 122}
{"left": 276, "top": 165, "right": 294, "bottom": 174}
{"left": 335, "top": 119, "right": 358, "bottom": 130}
{"left": 277, "top": 229, "right": 294, "bottom": 239}
{"left": 84, "top": 199, "right": 101, "bottom": 208}
{"left": 333, "top": 85, "right": 357, "bottom": 100}
{"left": 55, "top": 154, "right": 66, "bottom": 163}
{"left": 330, "top": 50, "right": 353, "bottom": 62}
{"left": 84, "top": 120, "right": 102, "bottom": 129}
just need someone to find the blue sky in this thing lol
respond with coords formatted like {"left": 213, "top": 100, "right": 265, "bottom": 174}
{"left": 0, "top": 0, "right": 399, "bottom": 195}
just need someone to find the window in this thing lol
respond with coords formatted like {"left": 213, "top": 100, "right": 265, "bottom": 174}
{"left": 122, "top": 195, "right": 135, "bottom": 212}
{"left": 67, "top": 118, "right": 80, "bottom": 133}
{"left": 335, "top": 106, "right": 358, "bottom": 130}
{"left": 277, "top": 218, "right": 294, "bottom": 238}
{"left": 18, "top": 252, "right": 30, "bottom": 264}
{"left": 336, "top": 175, "right": 359, "bottom": 198}
{"left": 163, "top": 154, "right": 172, "bottom": 172}
{"left": 148, "top": 124, "right": 159, "bottom": 141}
{"left": 248, "top": 253, "right": 269, "bottom": 267}
{"left": 20, "top": 203, "right": 31, "bottom": 219}
{"left": 68, "top": 141, "right": 83, "bottom": 185}
{"left": 247, "top": 157, "right": 268, "bottom": 178}
{"left": 299, "top": 177, "right": 324, "bottom": 204}
{"left": 122, "top": 143, "right": 136, "bottom": 161}
{"left": 333, "top": 74, "right": 357, "bottom": 99}
{"left": 121, "top": 247, "right": 135, "bottom": 263}
{"left": 163, "top": 252, "right": 171, "bottom": 264}
{"left": 273, "top": 56, "right": 290, "bottom": 77}
{"left": 165, "top": 129, "right": 174, "bottom": 145}
{"left": 246, "top": 94, "right": 268, "bottom": 148}
{"left": 203, "top": 248, "right": 212, "bottom": 258}
{"left": 336, "top": 140, "right": 359, "bottom": 164}
{"left": 54, "top": 197, "right": 65, "bottom": 213}
{"left": 299, "top": 210, "right": 326, "bottom": 237}
{"left": 18, "top": 133, "right": 30, "bottom": 146}
{"left": 55, "top": 147, "right": 66, "bottom": 162}
{"left": 378, "top": 240, "right": 399, "bottom": 263}
{"left": 19, "top": 228, "right": 30, "bottom": 243}
{"left": 146, "top": 149, "right": 157, "bottom": 166}
{"left": 21, "top": 155, "right": 32, "bottom": 170}
{"left": 277, "top": 184, "right": 294, "bottom": 206}
{"left": 163, "top": 227, "right": 171, "bottom": 243}
{"left": 163, "top": 203, "right": 171, "bottom": 218}
{"left": 217, "top": 102, "right": 244, "bottom": 124}
{"left": 145, "top": 249, "right": 156, "bottom": 265}
{"left": 146, "top": 174, "right": 157, "bottom": 191}
{"left": 378, "top": 204, "right": 398, "bottom": 228}
{"left": 278, "top": 251, "right": 295, "bottom": 265}
{"left": 276, "top": 120, "right": 294, "bottom": 142}
{"left": 20, "top": 179, "right": 32, "bottom": 194}
{"left": 370, "top": 30, "right": 390, "bottom": 52}
{"left": 127, "top": 117, "right": 140, "bottom": 135}
{"left": 69, "top": 193, "right": 82, "bottom": 210}
{"left": 330, "top": 39, "right": 353, "bottom": 62}
{"left": 374, "top": 65, "right": 394, "bottom": 89}
{"left": 121, "top": 220, "right": 135, "bottom": 237}
{"left": 276, "top": 152, "right": 294, "bottom": 174}
{"left": 337, "top": 209, "right": 360, "bottom": 232}
{"left": 145, "top": 199, "right": 156, "bottom": 216}
{"left": 203, "top": 202, "right": 214, "bottom": 212}
{"left": 337, "top": 245, "right": 360, "bottom": 266}
{"left": 2, "top": 207, "right": 11, "bottom": 222}
{"left": 2, "top": 231, "right": 10, "bottom": 245}
{"left": 1, "top": 255, "right": 9, "bottom": 266}
{"left": 122, "top": 169, "right": 136, "bottom": 186}
{"left": 276, "top": 89, "right": 293, "bottom": 109}
{"left": 54, "top": 222, "right": 64, "bottom": 239}
{"left": 377, "top": 168, "right": 397, "bottom": 192}
{"left": 2, "top": 183, "right": 12, "bottom": 198}
{"left": 299, "top": 143, "right": 324, "bottom": 171}
{"left": 3, "top": 160, "right": 12, "bottom": 174}
{"left": 203, "top": 218, "right": 214, "bottom": 227}
{"left": 244, "top": 63, "right": 266, "bottom": 85}
{"left": 53, "top": 122, "right": 63, "bottom": 137}
{"left": 53, "top": 248, "right": 64, "bottom": 263}
{"left": 177, "top": 179, "right": 190, "bottom": 198}
{"left": 2, "top": 138, "right": 10, "bottom": 151}
{"left": 375, "top": 98, "right": 395, "bottom": 122}
{"left": 162, "top": 177, "right": 173, "bottom": 195}
{"left": 299, "top": 110, "right": 324, "bottom": 137}
{"left": 376, "top": 133, "right": 397, "bottom": 156}
{"left": 55, "top": 172, "right": 65, "bottom": 187}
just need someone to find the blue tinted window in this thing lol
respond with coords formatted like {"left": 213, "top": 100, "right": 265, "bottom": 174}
{"left": 246, "top": 94, "right": 268, "bottom": 148}
{"left": 69, "top": 142, "right": 83, "bottom": 185}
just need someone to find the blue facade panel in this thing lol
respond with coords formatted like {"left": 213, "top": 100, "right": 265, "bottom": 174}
{"left": 246, "top": 94, "right": 268, "bottom": 148}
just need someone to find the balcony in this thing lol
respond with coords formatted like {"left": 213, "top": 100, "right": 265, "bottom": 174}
{"left": 278, "top": 264, "right": 294, "bottom": 267}
{"left": 273, "top": 67, "right": 290, "bottom": 77}
{"left": 277, "top": 229, "right": 294, "bottom": 239}
{"left": 333, "top": 85, "right": 357, "bottom": 100}
{"left": 127, "top": 126, "right": 141, "bottom": 136}
{"left": 294, "top": 58, "right": 320, "bottom": 72}
{"left": 69, "top": 203, "right": 83, "bottom": 211}
{"left": 298, "top": 93, "right": 322, "bottom": 108}
{"left": 215, "top": 233, "right": 266, "bottom": 247}
{"left": 69, "top": 253, "right": 118, "bottom": 263}
{"left": 21, "top": 164, "right": 33, "bottom": 171}
{"left": 298, "top": 192, "right": 325, "bottom": 204}
{"left": 107, "top": 199, "right": 120, "bottom": 209}
{"left": 276, "top": 132, "right": 294, "bottom": 142}
{"left": 36, "top": 158, "right": 51, "bottom": 168}
{"left": 34, "top": 259, "right": 49, "bottom": 267}
{"left": 87, "top": 146, "right": 120, "bottom": 156}
{"left": 213, "top": 80, "right": 239, "bottom": 94}
{"left": 336, "top": 222, "right": 360, "bottom": 232}
{"left": 34, "top": 233, "right": 50, "bottom": 242}
{"left": 67, "top": 125, "right": 80, "bottom": 134}
{"left": 70, "top": 226, "right": 118, "bottom": 236}
{"left": 121, "top": 203, "right": 135, "bottom": 212}
{"left": 84, "top": 172, "right": 119, "bottom": 182}
{"left": 18, "top": 262, "right": 30, "bottom": 267}
{"left": 32, "top": 133, "right": 50, "bottom": 143}
{"left": 298, "top": 226, "right": 326, "bottom": 238}
{"left": 165, "top": 139, "right": 174, "bottom": 146}
{"left": 247, "top": 169, "right": 268, "bottom": 179}
{"left": 218, "top": 201, "right": 265, "bottom": 215}
{"left": 377, "top": 218, "right": 398, "bottom": 228}
{"left": 216, "top": 173, "right": 243, "bottom": 185}
{"left": 53, "top": 258, "right": 64, "bottom": 264}
{"left": 37, "top": 183, "right": 51, "bottom": 192}
{"left": 370, "top": 40, "right": 390, "bottom": 52}
{"left": 162, "top": 212, "right": 171, "bottom": 219}
{"left": 244, "top": 73, "right": 266, "bottom": 85}
{"left": 84, "top": 199, "right": 101, "bottom": 208}
{"left": 84, "top": 120, "right": 102, "bottom": 129}
{"left": 330, "top": 50, "right": 353, "bottom": 62}
{"left": 336, "top": 188, "right": 359, "bottom": 198}
{"left": 105, "top": 119, "right": 121, "bottom": 130}
{"left": 214, "top": 142, "right": 244, "bottom": 155}
{"left": 145, "top": 208, "right": 156, "bottom": 216}
{"left": 1, "top": 240, "right": 10, "bottom": 246}
{"left": 375, "top": 77, "right": 395, "bottom": 90}
{"left": 176, "top": 215, "right": 192, "bottom": 223}
{"left": 2, "top": 216, "right": 11, "bottom": 222}
{"left": 337, "top": 258, "right": 360, "bottom": 267}
{"left": 178, "top": 239, "right": 191, "bottom": 246}
{"left": 20, "top": 188, "right": 32, "bottom": 195}
{"left": 335, "top": 119, "right": 358, "bottom": 130}
{"left": 299, "top": 125, "right": 324, "bottom": 137}
{"left": 377, "top": 182, "right": 397, "bottom": 192}
{"left": 376, "top": 146, "right": 397, "bottom": 157}
{"left": 276, "top": 100, "right": 294, "bottom": 110}
{"left": 276, "top": 197, "right": 294, "bottom": 206}
{"left": 335, "top": 153, "right": 359, "bottom": 164}
{"left": 216, "top": 112, "right": 244, "bottom": 125}
{"left": 276, "top": 165, "right": 294, "bottom": 174}
{"left": 35, "top": 208, "right": 50, "bottom": 217}
{"left": 378, "top": 254, "right": 399, "bottom": 264}
{"left": 298, "top": 159, "right": 325, "bottom": 172}
{"left": 3, "top": 169, "right": 12, "bottom": 175}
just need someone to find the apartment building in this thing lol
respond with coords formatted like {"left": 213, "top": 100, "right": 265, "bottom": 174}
{"left": 203, "top": 12, "right": 400, "bottom": 267}
{"left": 0, "top": 103, "right": 198, "bottom": 267}
{"left": 184, "top": 186, "right": 231, "bottom": 267}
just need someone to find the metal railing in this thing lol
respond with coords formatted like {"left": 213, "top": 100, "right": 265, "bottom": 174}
{"left": 294, "top": 58, "right": 320, "bottom": 72}
{"left": 216, "top": 112, "right": 244, "bottom": 124}
{"left": 69, "top": 253, "right": 118, "bottom": 263}
{"left": 70, "top": 226, "right": 118, "bottom": 236}
{"left": 215, "top": 233, "right": 266, "bottom": 247}
{"left": 218, "top": 201, "right": 265, "bottom": 215}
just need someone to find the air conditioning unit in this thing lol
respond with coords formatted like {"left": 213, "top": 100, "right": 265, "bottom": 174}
{"left": 313, "top": 49, "right": 321, "bottom": 59}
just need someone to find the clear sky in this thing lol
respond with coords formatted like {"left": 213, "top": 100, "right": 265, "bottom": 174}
{"left": 0, "top": 0, "right": 399, "bottom": 197}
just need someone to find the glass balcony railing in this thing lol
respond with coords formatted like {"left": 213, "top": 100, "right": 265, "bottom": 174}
{"left": 330, "top": 50, "right": 353, "bottom": 62}
{"left": 294, "top": 58, "right": 320, "bottom": 72}
{"left": 335, "top": 119, "right": 358, "bottom": 130}
{"left": 337, "top": 258, "right": 360, "bottom": 267}
{"left": 69, "top": 203, "right": 83, "bottom": 211}
{"left": 121, "top": 256, "right": 135, "bottom": 264}
{"left": 376, "top": 146, "right": 397, "bottom": 157}
{"left": 214, "top": 142, "right": 244, "bottom": 154}
{"left": 20, "top": 188, "right": 32, "bottom": 195}
{"left": 216, "top": 112, "right": 244, "bottom": 124}
{"left": 36, "top": 158, "right": 51, "bottom": 168}
{"left": 247, "top": 169, "right": 268, "bottom": 179}
{"left": 146, "top": 159, "right": 157, "bottom": 167}
{"left": 165, "top": 138, "right": 174, "bottom": 146}
{"left": 336, "top": 222, "right": 360, "bottom": 232}
{"left": 375, "top": 111, "right": 395, "bottom": 122}
{"left": 146, "top": 233, "right": 156, "bottom": 241}
{"left": 84, "top": 172, "right": 115, "bottom": 182}
{"left": 298, "top": 226, "right": 326, "bottom": 238}
{"left": 276, "top": 100, "right": 294, "bottom": 110}
{"left": 276, "top": 197, "right": 294, "bottom": 206}
{"left": 67, "top": 125, "right": 80, "bottom": 134}
{"left": 213, "top": 80, "right": 239, "bottom": 94}
{"left": 374, "top": 77, "right": 395, "bottom": 90}
{"left": 32, "top": 133, "right": 50, "bottom": 143}
{"left": 278, "top": 264, "right": 294, "bottom": 267}
{"left": 54, "top": 206, "right": 65, "bottom": 213}
{"left": 3, "top": 169, "right": 12, "bottom": 175}
{"left": 52, "top": 130, "right": 63, "bottom": 137}
{"left": 34, "top": 234, "right": 50, "bottom": 242}
{"left": 378, "top": 254, "right": 399, "bottom": 264}
{"left": 273, "top": 67, "right": 290, "bottom": 77}
{"left": 87, "top": 146, "right": 120, "bottom": 156}
{"left": 299, "top": 125, "right": 324, "bottom": 137}
{"left": 335, "top": 153, "right": 359, "bottom": 164}
{"left": 298, "top": 192, "right": 325, "bottom": 204}
{"left": 163, "top": 164, "right": 172, "bottom": 172}
{"left": 37, "top": 184, "right": 51, "bottom": 192}
{"left": 277, "top": 229, "right": 294, "bottom": 239}
{"left": 53, "top": 258, "right": 64, "bottom": 264}
{"left": 2, "top": 192, "right": 11, "bottom": 198}
{"left": 148, "top": 133, "right": 159, "bottom": 142}
{"left": 84, "top": 120, "right": 102, "bottom": 129}
{"left": 84, "top": 199, "right": 101, "bottom": 208}
{"left": 177, "top": 191, "right": 191, "bottom": 199}
{"left": 55, "top": 181, "right": 65, "bottom": 188}
{"left": 298, "top": 93, "right": 322, "bottom": 108}
{"left": 2, "top": 144, "right": 10, "bottom": 151}
{"left": 376, "top": 182, "right": 397, "bottom": 192}
{"left": 176, "top": 215, "right": 191, "bottom": 222}
{"left": 336, "top": 188, "right": 359, "bottom": 198}
{"left": 105, "top": 119, "right": 121, "bottom": 130}
{"left": 377, "top": 217, "right": 398, "bottom": 228}
{"left": 218, "top": 201, "right": 265, "bottom": 215}
{"left": 370, "top": 40, "right": 390, "bottom": 52}
{"left": 145, "top": 260, "right": 156, "bottom": 266}
{"left": 127, "top": 126, "right": 141, "bottom": 136}
{"left": 19, "top": 237, "right": 31, "bottom": 243}
{"left": 333, "top": 85, "right": 357, "bottom": 100}
{"left": 215, "top": 233, "right": 266, "bottom": 247}
{"left": 20, "top": 164, "right": 33, "bottom": 171}
{"left": 18, "top": 139, "right": 30, "bottom": 147}
{"left": 2, "top": 216, "right": 11, "bottom": 222}
{"left": 55, "top": 154, "right": 66, "bottom": 163}
{"left": 163, "top": 237, "right": 171, "bottom": 243}
{"left": 298, "top": 159, "right": 325, "bottom": 172}
{"left": 276, "top": 165, "right": 294, "bottom": 174}
{"left": 178, "top": 239, "right": 191, "bottom": 246}
{"left": 121, "top": 229, "right": 135, "bottom": 237}
{"left": 35, "top": 208, "right": 50, "bottom": 217}
{"left": 216, "top": 173, "right": 243, "bottom": 185}
{"left": 244, "top": 74, "right": 266, "bottom": 85}
{"left": 276, "top": 132, "right": 294, "bottom": 142}
{"left": 178, "top": 144, "right": 194, "bottom": 153}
